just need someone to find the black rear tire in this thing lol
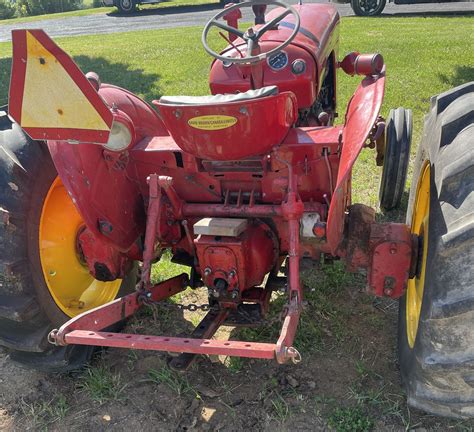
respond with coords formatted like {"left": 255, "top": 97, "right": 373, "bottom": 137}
{"left": 398, "top": 83, "right": 474, "bottom": 418}
{"left": 379, "top": 107, "right": 412, "bottom": 210}
{"left": 0, "top": 107, "right": 136, "bottom": 372}
{"left": 351, "top": 0, "right": 386, "bottom": 16}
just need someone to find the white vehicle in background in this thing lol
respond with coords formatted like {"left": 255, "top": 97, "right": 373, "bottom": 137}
{"left": 102, "top": 0, "right": 159, "bottom": 13}
{"left": 103, "top": 0, "right": 230, "bottom": 13}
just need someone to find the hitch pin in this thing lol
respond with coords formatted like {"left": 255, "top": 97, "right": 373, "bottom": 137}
{"left": 282, "top": 346, "right": 302, "bottom": 364}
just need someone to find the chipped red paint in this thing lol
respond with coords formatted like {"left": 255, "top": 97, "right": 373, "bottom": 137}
{"left": 209, "top": 4, "right": 340, "bottom": 110}
{"left": 51, "top": 274, "right": 189, "bottom": 345}
{"left": 64, "top": 331, "right": 278, "bottom": 359}
{"left": 326, "top": 70, "right": 386, "bottom": 254}
{"left": 7, "top": 3, "right": 414, "bottom": 363}
{"left": 155, "top": 92, "right": 298, "bottom": 160}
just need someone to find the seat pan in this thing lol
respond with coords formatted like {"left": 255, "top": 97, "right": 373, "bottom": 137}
{"left": 159, "top": 86, "right": 278, "bottom": 106}
{"left": 154, "top": 89, "right": 298, "bottom": 161}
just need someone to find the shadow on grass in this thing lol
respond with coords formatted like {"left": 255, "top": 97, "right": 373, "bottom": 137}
{"left": 379, "top": 10, "right": 474, "bottom": 18}
{"left": 0, "top": 55, "right": 162, "bottom": 106}
{"left": 73, "top": 55, "right": 162, "bottom": 101}
{"left": 438, "top": 65, "right": 474, "bottom": 88}
{"left": 107, "top": 1, "right": 221, "bottom": 18}
{"left": 376, "top": 191, "right": 409, "bottom": 223}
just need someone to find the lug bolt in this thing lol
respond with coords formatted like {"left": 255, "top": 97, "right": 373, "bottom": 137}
{"left": 390, "top": 243, "right": 397, "bottom": 254}
{"left": 98, "top": 220, "right": 113, "bottom": 234}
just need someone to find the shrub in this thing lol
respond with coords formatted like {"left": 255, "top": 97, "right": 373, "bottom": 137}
{"left": 0, "top": 0, "right": 15, "bottom": 20}
{"left": 16, "top": 0, "right": 83, "bottom": 16}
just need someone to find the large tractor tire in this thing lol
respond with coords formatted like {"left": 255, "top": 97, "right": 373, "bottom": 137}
{"left": 0, "top": 107, "right": 136, "bottom": 372}
{"left": 398, "top": 83, "right": 474, "bottom": 418}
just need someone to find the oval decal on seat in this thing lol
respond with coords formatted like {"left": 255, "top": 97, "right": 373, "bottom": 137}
{"left": 188, "top": 115, "right": 237, "bottom": 131}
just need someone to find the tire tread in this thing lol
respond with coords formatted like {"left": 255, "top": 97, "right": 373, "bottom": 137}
{"left": 399, "top": 82, "right": 474, "bottom": 418}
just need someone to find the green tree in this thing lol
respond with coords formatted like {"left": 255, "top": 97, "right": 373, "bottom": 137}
{"left": 16, "top": 0, "right": 83, "bottom": 16}
{"left": 0, "top": 0, "right": 15, "bottom": 19}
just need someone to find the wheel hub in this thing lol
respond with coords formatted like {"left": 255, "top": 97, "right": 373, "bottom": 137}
{"left": 39, "top": 177, "right": 122, "bottom": 318}
{"left": 406, "top": 162, "right": 430, "bottom": 348}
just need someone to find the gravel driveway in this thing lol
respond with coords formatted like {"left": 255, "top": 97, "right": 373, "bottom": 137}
{"left": 0, "top": 1, "right": 473, "bottom": 42}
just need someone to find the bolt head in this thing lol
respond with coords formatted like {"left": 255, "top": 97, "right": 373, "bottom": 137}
{"left": 312, "top": 222, "right": 326, "bottom": 239}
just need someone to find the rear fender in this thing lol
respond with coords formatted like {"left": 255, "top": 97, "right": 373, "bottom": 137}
{"left": 47, "top": 85, "right": 167, "bottom": 252}
{"left": 7, "top": 29, "right": 165, "bottom": 252}
{"left": 326, "top": 70, "right": 386, "bottom": 254}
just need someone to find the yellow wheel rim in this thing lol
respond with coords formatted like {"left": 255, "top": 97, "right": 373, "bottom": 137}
{"left": 406, "top": 161, "right": 430, "bottom": 348}
{"left": 39, "top": 177, "right": 122, "bottom": 318}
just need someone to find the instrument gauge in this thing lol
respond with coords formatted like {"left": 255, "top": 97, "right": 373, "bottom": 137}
{"left": 292, "top": 59, "right": 306, "bottom": 75}
{"left": 222, "top": 59, "right": 233, "bottom": 68}
{"left": 267, "top": 51, "right": 288, "bottom": 71}
{"left": 222, "top": 56, "right": 234, "bottom": 68}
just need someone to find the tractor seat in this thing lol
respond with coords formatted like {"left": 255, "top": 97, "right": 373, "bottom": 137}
{"left": 159, "top": 86, "right": 278, "bottom": 106}
{"left": 154, "top": 87, "right": 298, "bottom": 161}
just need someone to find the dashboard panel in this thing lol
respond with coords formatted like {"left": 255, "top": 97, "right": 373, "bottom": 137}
{"left": 209, "top": 41, "right": 317, "bottom": 110}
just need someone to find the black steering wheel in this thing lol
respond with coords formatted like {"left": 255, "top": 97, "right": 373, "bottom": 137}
{"left": 202, "top": 0, "right": 301, "bottom": 65}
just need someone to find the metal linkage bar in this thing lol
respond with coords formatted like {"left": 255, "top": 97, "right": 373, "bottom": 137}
{"left": 48, "top": 270, "right": 300, "bottom": 363}
{"left": 183, "top": 203, "right": 283, "bottom": 218}
{"left": 169, "top": 308, "right": 230, "bottom": 370}
{"left": 48, "top": 170, "right": 306, "bottom": 364}
{"left": 276, "top": 297, "right": 302, "bottom": 363}
{"left": 274, "top": 169, "right": 304, "bottom": 363}
{"left": 63, "top": 330, "right": 276, "bottom": 359}
{"left": 49, "top": 273, "right": 189, "bottom": 346}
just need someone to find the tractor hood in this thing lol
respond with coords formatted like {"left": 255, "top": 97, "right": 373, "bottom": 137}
{"left": 209, "top": 4, "right": 340, "bottom": 109}
{"left": 258, "top": 3, "right": 340, "bottom": 68}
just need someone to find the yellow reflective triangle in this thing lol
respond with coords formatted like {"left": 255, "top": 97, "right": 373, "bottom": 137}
{"left": 21, "top": 31, "right": 109, "bottom": 131}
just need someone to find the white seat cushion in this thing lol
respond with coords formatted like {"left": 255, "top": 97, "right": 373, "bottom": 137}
{"left": 159, "top": 86, "right": 278, "bottom": 106}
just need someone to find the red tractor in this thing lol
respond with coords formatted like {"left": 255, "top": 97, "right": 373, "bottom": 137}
{"left": 1, "top": 0, "right": 472, "bottom": 418}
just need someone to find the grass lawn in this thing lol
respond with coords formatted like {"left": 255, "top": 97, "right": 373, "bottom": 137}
{"left": 1, "top": 16, "right": 473, "bottom": 431}
{"left": 0, "top": 0, "right": 218, "bottom": 26}
{"left": 0, "top": 5, "right": 113, "bottom": 25}
{"left": 0, "top": 16, "right": 472, "bottom": 207}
